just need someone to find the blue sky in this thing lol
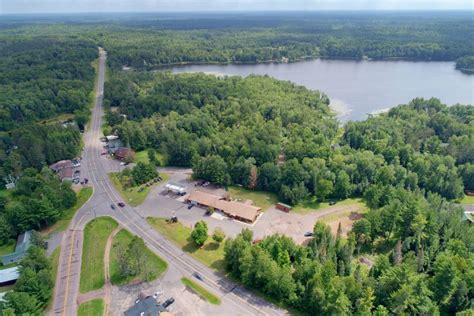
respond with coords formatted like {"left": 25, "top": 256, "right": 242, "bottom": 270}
{"left": 1, "top": 0, "right": 473, "bottom": 14}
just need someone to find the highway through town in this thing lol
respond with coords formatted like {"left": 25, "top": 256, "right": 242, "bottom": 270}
{"left": 51, "top": 48, "right": 287, "bottom": 316}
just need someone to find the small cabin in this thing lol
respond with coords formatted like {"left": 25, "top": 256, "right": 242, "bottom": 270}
{"left": 276, "top": 202, "right": 292, "bottom": 213}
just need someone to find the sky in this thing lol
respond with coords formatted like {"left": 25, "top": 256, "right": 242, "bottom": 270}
{"left": 1, "top": 0, "right": 473, "bottom": 14}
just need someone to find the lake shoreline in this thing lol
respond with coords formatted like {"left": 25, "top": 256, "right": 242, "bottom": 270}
{"left": 165, "top": 58, "right": 473, "bottom": 122}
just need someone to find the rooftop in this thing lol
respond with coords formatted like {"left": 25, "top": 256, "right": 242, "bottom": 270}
{"left": 188, "top": 191, "right": 261, "bottom": 222}
{"left": 124, "top": 296, "right": 166, "bottom": 316}
{"left": 0, "top": 267, "right": 19, "bottom": 284}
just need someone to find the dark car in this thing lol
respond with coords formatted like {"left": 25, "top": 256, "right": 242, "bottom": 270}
{"left": 110, "top": 204, "right": 116, "bottom": 210}
{"left": 329, "top": 200, "right": 336, "bottom": 206}
{"left": 304, "top": 232, "right": 313, "bottom": 237}
{"left": 162, "top": 298, "right": 175, "bottom": 308}
{"left": 192, "top": 272, "right": 203, "bottom": 281}
{"left": 118, "top": 202, "right": 125, "bottom": 207}
{"left": 187, "top": 204, "right": 194, "bottom": 210}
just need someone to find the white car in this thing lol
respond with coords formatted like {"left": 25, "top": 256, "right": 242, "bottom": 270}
{"left": 120, "top": 162, "right": 126, "bottom": 166}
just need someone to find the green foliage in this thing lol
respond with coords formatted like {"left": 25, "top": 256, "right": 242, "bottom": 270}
{"left": 111, "top": 229, "right": 167, "bottom": 285}
{"left": 212, "top": 227, "right": 225, "bottom": 243}
{"left": 224, "top": 192, "right": 474, "bottom": 314}
{"left": 456, "top": 56, "right": 474, "bottom": 73}
{"left": 0, "top": 246, "right": 53, "bottom": 314}
{"left": 0, "top": 168, "right": 77, "bottom": 243}
{"left": 131, "top": 162, "right": 158, "bottom": 186}
{"left": 191, "top": 221, "right": 208, "bottom": 247}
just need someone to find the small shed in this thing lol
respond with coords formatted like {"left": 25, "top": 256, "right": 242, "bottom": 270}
{"left": 1, "top": 231, "right": 32, "bottom": 265}
{"left": 276, "top": 202, "right": 292, "bottom": 213}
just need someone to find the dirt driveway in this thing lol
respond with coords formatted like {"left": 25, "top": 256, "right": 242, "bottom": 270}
{"left": 254, "top": 203, "right": 364, "bottom": 244}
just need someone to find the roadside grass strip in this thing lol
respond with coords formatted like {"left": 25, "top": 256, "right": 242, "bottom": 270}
{"left": 147, "top": 217, "right": 226, "bottom": 272}
{"left": 78, "top": 298, "right": 104, "bottom": 316}
{"left": 80, "top": 217, "right": 118, "bottom": 293}
{"left": 110, "top": 229, "right": 167, "bottom": 285}
{"left": 181, "top": 277, "right": 221, "bottom": 305}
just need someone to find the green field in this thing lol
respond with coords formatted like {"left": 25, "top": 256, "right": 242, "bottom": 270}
{"left": 0, "top": 240, "right": 16, "bottom": 256}
{"left": 43, "top": 187, "right": 93, "bottom": 236}
{"left": 110, "top": 229, "right": 167, "bottom": 285}
{"left": 228, "top": 187, "right": 278, "bottom": 210}
{"left": 109, "top": 172, "right": 169, "bottom": 207}
{"left": 292, "top": 197, "right": 366, "bottom": 213}
{"left": 80, "top": 217, "right": 118, "bottom": 293}
{"left": 181, "top": 277, "right": 221, "bottom": 305}
{"left": 78, "top": 299, "right": 104, "bottom": 316}
{"left": 147, "top": 218, "right": 226, "bottom": 272}
{"left": 461, "top": 195, "right": 474, "bottom": 204}
{"left": 134, "top": 150, "right": 166, "bottom": 166}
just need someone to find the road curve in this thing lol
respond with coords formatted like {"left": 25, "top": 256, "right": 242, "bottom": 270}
{"left": 51, "top": 48, "right": 288, "bottom": 316}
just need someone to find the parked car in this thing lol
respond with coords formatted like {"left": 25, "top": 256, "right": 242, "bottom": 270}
{"left": 329, "top": 200, "right": 336, "bottom": 206}
{"left": 187, "top": 204, "right": 194, "bottom": 210}
{"left": 162, "top": 298, "right": 175, "bottom": 308}
{"left": 120, "top": 162, "right": 126, "bottom": 166}
{"left": 110, "top": 204, "right": 116, "bottom": 210}
{"left": 202, "top": 181, "right": 210, "bottom": 187}
{"left": 192, "top": 272, "right": 203, "bottom": 281}
{"left": 118, "top": 202, "right": 125, "bottom": 207}
{"left": 153, "top": 291, "right": 163, "bottom": 299}
{"left": 304, "top": 232, "right": 313, "bottom": 237}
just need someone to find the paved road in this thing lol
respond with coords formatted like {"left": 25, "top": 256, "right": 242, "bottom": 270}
{"left": 51, "top": 48, "right": 287, "bottom": 316}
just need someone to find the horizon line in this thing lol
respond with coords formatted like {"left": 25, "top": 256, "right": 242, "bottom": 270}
{"left": 1, "top": 9, "right": 474, "bottom": 15}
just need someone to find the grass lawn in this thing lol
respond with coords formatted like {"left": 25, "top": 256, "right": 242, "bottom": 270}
{"left": 42, "top": 187, "right": 93, "bottom": 236}
{"left": 228, "top": 187, "right": 278, "bottom": 210}
{"left": 78, "top": 298, "right": 104, "bottom": 316}
{"left": 181, "top": 277, "right": 221, "bottom": 305}
{"left": 51, "top": 247, "right": 61, "bottom": 284}
{"left": 44, "top": 247, "right": 62, "bottom": 312}
{"left": 110, "top": 229, "right": 167, "bottom": 286}
{"left": 292, "top": 197, "right": 366, "bottom": 213}
{"left": 109, "top": 172, "right": 169, "bottom": 207}
{"left": 147, "top": 218, "right": 226, "bottom": 272}
{"left": 134, "top": 150, "right": 166, "bottom": 166}
{"left": 0, "top": 284, "right": 14, "bottom": 293}
{"left": 80, "top": 217, "right": 118, "bottom": 293}
{"left": 460, "top": 195, "right": 474, "bottom": 204}
{"left": 0, "top": 240, "right": 16, "bottom": 256}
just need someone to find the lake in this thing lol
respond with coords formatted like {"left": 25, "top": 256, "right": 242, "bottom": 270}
{"left": 169, "top": 59, "right": 474, "bottom": 122}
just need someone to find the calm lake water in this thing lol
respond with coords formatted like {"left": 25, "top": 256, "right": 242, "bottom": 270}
{"left": 170, "top": 59, "right": 474, "bottom": 122}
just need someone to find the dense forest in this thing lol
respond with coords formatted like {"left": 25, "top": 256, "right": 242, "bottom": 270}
{"left": 1, "top": 12, "right": 473, "bottom": 71}
{"left": 103, "top": 72, "right": 472, "bottom": 204}
{"left": 0, "top": 13, "right": 473, "bottom": 314}
{"left": 103, "top": 71, "right": 474, "bottom": 313}
{"left": 456, "top": 56, "right": 474, "bottom": 74}
{"left": 0, "top": 34, "right": 97, "bottom": 179}
{"left": 0, "top": 33, "right": 96, "bottom": 243}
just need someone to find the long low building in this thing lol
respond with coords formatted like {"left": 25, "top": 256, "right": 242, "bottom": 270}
{"left": 187, "top": 191, "right": 262, "bottom": 223}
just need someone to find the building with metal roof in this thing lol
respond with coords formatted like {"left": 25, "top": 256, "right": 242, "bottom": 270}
{"left": 1, "top": 231, "right": 32, "bottom": 265}
{"left": 187, "top": 191, "right": 262, "bottom": 223}
{"left": 0, "top": 267, "right": 19, "bottom": 285}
